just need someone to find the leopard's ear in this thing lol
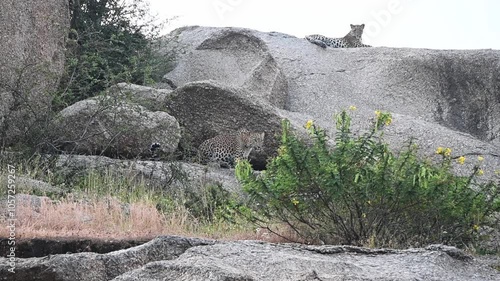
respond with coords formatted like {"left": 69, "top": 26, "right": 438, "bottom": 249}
{"left": 361, "top": 24, "right": 365, "bottom": 28}
{"left": 350, "top": 24, "right": 354, "bottom": 29}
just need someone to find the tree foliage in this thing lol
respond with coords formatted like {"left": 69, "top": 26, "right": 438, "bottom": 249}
{"left": 55, "top": 0, "right": 169, "bottom": 109}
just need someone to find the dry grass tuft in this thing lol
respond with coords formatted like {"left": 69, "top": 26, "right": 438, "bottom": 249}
{"left": 0, "top": 195, "right": 294, "bottom": 242}
{"left": 0, "top": 196, "right": 169, "bottom": 239}
{"left": 0, "top": 160, "right": 303, "bottom": 243}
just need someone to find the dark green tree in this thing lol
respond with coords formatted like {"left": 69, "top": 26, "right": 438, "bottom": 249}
{"left": 56, "top": 0, "right": 168, "bottom": 109}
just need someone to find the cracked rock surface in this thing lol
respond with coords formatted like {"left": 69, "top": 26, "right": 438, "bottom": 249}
{"left": 1, "top": 236, "right": 499, "bottom": 281}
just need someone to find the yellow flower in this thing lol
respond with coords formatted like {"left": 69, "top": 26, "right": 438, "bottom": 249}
{"left": 349, "top": 105, "right": 357, "bottom": 111}
{"left": 362, "top": 213, "right": 367, "bottom": 218}
{"left": 473, "top": 224, "right": 480, "bottom": 231}
{"left": 291, "top": 198, "right": 299, "bottom": 206}
{"left": 305, "top": 120, "right": 313, "bottom": 130}
{"left": 278, "top": 145, "right": 287, "bottom": 156}
{"left": 477, "top": 156, "right": 484, "bottom": 162}
{"left": 477, "top": 169, "right": 484, "bottom": 176}
{"left": 436, "top": 147, "right": 451, "bottom": 156}
{"left": 385, "top": 117, "right": 392, "bottom": 126}
{"left": 375, "top": 110, "right": 381, "bottom": 117}
{"left": 457, "top": 156, "right": 466, "bottom": 165}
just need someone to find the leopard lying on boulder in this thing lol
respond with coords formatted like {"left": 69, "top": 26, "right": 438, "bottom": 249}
{"left": 306, "top": 24, "right": 371, "bottom": 48}
{"left": 198, "top": 129, "right": 265, "bottom": 168}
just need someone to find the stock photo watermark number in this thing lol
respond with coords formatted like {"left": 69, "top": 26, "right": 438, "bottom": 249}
{"left": 6, "top": 164, "right": 16, "bottom": 273}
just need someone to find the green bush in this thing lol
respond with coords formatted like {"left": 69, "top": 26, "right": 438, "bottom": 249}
{"left": 236, "top": 110, "right": 500, "bottom": 248}
{"left": 54, "top": 0, "right": 172, "bottom": 110}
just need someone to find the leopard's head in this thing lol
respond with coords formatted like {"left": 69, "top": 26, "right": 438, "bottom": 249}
{"left": 248, "top": 132, "right": 265, "bottom": 152}
{"left": 239, "top": 130, "right": 265, "bottom": 152}
{"left": 349, "top": 24, "right": 366, "bottom": 40}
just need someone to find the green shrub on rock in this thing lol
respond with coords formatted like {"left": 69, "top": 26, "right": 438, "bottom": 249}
{"left": 236, "top": 110, "right": 500, "bottom": 248}
{"left": 55, "top": 0, "right": 171, "bottom": 110}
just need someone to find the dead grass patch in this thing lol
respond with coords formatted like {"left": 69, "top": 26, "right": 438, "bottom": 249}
{"left": 0, "top": 195, "right": 295, "bottom": 242}
{"left": 0, "top": 196, "right": 168, "bottom": 239}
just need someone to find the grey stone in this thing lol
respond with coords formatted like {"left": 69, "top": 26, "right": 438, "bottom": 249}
{"left": 114, "top": 241, "right": 500, "bottom": 281}
{"left": 162, "top": 28, "right": 288, "bottom": 108}
{"left": 0, "top": 0, "right": 69, "bottom": 145}
{"left": 54, "top": 154, "right": 243, "bottom": 194}
{"left": 55, "top": 97, "right": 181, "bottom": 157}
{"left": 164, "top": 81, "right": 284, "bottom": 167}
{"left": 14, "top": 177, "right": 62, "bottom": 195}
{"left": 2, "top": 236, "right": 497, "bottom": 281}
{"left": 98, "top": 79, "right": 317, "bottom": 167}
{"left": 107, "top": 83, "right": 174, "bottom": 111}
{"left": 0, "top": 236, "right": 214, "bottom": 281}
{"left": 0, "top": 174, "right": 61, "bottom": 196}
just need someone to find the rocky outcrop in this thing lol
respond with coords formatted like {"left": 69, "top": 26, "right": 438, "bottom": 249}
{"left": 55, "top": 97, "right": 181, "bottom": 157}
{"left": 59, "top": 27, "right": 500, "bottom": 174}
{"left": 164, "top": 81, "right": 286, "bottom": 166}
{"left": 115, "top": 242, "right": 500, "bottom": 281}
{"left": 112, "top": 80, "right": 315, "bottom": 168}
{"left": 0, "top": 0, "right": 69, "bottom": 146}
{"left": 1, "top": 236, "right": 498, "bottom": 281}
{"left": 0, "top": 236, "right": 213, "bottom": 281}
{"left": 107, "top": 83, "right": 174, "bottom": 112}
{"left": 18, "top": 178, "right": 60, "bottom": 194}
{"left": 164, "top": 28, "right": 288, "bottom": 108}
{"left": 159, "top": 26, "right": 500, "bottom": 179}
{"left": 0, "top": 237, "right": 150, "bottom": 258}
{"left": 54, "top": 154, "right": 243, "bottom": 193}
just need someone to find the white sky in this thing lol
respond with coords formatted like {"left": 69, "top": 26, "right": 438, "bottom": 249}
{"left": 148, "top": 0, "right": 500, "bottom": 50}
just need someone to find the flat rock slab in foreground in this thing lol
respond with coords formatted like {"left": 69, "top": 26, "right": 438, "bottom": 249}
{"left": 114, "top": 241, "right": 500, "bottom": 281}
{"left": 2, "top": 236, "right": 498, "bottom": 281}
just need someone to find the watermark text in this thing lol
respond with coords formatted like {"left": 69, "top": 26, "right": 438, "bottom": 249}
{"left": 212, "top": 0, "right": 245, "bottom": 20}
{"left": 364, "top": 0, "right": 417, "bottom": 44}
{"left": 6, "top": 164, "right": 16, "bottom": 273}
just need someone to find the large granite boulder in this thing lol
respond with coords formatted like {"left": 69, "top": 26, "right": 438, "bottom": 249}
{"left": 114, "top": 242, "right": 500, "bottom": 281}
{"left": 55, "top": 97, "right": 181, "bottom": 158}
{"left": 106, "top": 81, "right": 315, "bottom": 168}
{"left": 0, "top": 236, "right": 213, "bottom": 281}
{"left": 159, "top": 26, "right": 500, "bottom": 178}
{"left": 163, "top": 27, "right": 288, "bottom": 109}
{"left": 107, "top": 83, "right": 174, "bottom": 112}
{"left": 1, "top": 236, "right": 498, "bottom": 281}
{"left": 0, "top": 0, "right": 69, "bottom": 146}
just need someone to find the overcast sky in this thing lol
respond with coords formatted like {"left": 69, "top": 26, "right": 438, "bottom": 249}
{"left": 148, "top": 0, "right": 500, "bottom": 50}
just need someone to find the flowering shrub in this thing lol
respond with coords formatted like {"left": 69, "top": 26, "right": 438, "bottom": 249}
{"left": 236, "top": 110, "right": 500, "bottom": 248}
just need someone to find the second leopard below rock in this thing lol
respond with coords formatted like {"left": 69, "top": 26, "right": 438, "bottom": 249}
{"left": 198, "top": 129, "right": 265, "bottom": 168}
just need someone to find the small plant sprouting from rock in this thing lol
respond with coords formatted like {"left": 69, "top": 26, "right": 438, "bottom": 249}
{"left": 236, "top": 110, "right": 500, "bottom": 248}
